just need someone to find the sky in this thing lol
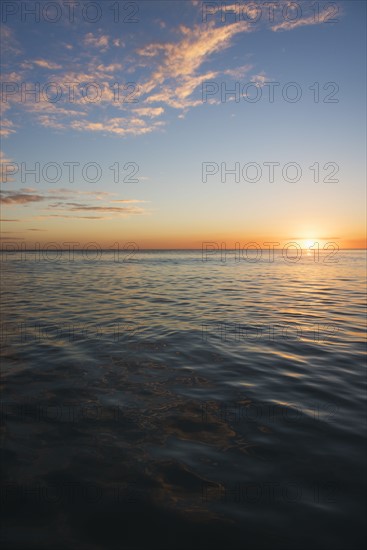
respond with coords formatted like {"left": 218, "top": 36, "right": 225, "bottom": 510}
{"left": 1, "top": 0, "right": 366, "bottom": 249}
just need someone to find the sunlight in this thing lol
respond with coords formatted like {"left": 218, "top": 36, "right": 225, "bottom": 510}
{"left": 302, "top": 239, "right": 318, "bottom": 249}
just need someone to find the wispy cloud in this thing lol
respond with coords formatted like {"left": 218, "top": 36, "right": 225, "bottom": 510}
{"left": 111, "top": 199, "right": 147, "bottom": 204}
{"left": 271, "top": 4, "right": 341, "bottom": 31}
{"left": 69, "top": 117, "right": 165, "bottom": 136}
{"left": 56, "top": 203, "right": 144, "bottom": 214}
{"left": 33, "top": 59, "right": 62, "bottom": 70}
{"left": 1, "top": 7, "right": 342, "bottom": 139}
{"left": 0, "top": 24, "right": 21, "bottom": 55}
{"left": 96, "top": 63, "right": 123, "bottom": 72}
{"left": 1, "top": 188, "right": 147, "bottom": 219}
{"left": 272, "top": 14, "right": 320, "bottom": 32}
{"left": 138, "top": 21, "right": 252, "bottom": 109}
{"left": 47, "top": 188, "right": 113, "bottom": 200}
{"left": 223, "top": 64, "right": 253, "bottom": 78}
{"left": 0, "top": 190, "right": 47, "bottom": 205}
{"left": 0, "top": 124, "right": 16, "bottom": 138}
{"left": 1, "top": 150, "right": 16, "bottom": 181}
{"left": 84, "top": 33, "right": 109, "bottom": 50}
{"left": 37, "top": 214, "right": 107, "bottom": 220}
{"left": 132, "top": 107, "right": 164, "bottom": 118}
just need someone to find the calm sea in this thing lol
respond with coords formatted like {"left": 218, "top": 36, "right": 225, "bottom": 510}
{"left": 1, "top": 249, "right": 366, "bottom": 549}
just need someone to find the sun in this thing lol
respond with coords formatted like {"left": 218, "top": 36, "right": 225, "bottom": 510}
{"left": 301, "top": 239, "right": 318, "bottom": 249}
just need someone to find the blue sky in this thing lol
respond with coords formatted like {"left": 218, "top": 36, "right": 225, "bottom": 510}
{"left": 1, "top": 0, "right": 366, "bottom": 247}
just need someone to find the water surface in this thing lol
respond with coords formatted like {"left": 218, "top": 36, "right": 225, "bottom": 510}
{"left": 1, "top": 250, "right": 366, "bottom": 549}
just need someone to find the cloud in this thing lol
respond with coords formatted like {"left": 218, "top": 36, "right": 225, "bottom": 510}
{"left": 132, "top": 107, "right": 164, "bottom": 118}
{"left": 96, "top": 63, "right": 123, "bottom": 72}
{"left": 47, "top": 188, "right": 76, "bottom": 195}
{"left": 1, "top": 151, "right": 16, "bottom": 181}
{"left": 0, "top": 118, "right": 16, "bottom": 138}
{"left": 113, "top": 38, "right": 125, "bottom": 47}
{"left": 1, "top": 150, "right": 13, "bottom": 163}
{"left": 0, "top": 25, "right": 21, "bottom": 55}
{"left": 0, "top": 190, "right": 47, "bottom": 205}
{"left": 271, "top": 5, "right": 341, "bottom": 32}
{"left": 223, "top": 64, "right": 253, "bottom": 78}
{"left": 47, "top": 188, "right": 113, "bottom": 200}
{"left": 139, "top": 21, "right": 251, "bottom": 83}
{"left": 84, "top": 33, "right": 109, "bottom": 50}
{"left": 0, "top": 19, "right": 258, "bottom": 136}
{"left": 144, "top": 90, "right": 202, "bottom": 110}
{"left": 37, "top": 214, "right": 107, "bottom": 220}
{"left": 111, "top": 199, "right": 147, "bottom": 204}
{"left": 19, "top": 187, "right": 37, "bottom": 193}
{"left": 1, "top": 1, "right": 345, "bottom": 144}
{"left": 69, "top": 117, "right": 165, "bottom": 136}
{"left": 33, "top": 59, "right": 62, "bottom": 70}
{"left": 49, "top": 201, "right": 144, "bottom": 214}
{"left": 137, "top": 21, "right": 253, "bottom": 109}
{"left": 44, "top": 118, "right": 70, "bottom": 131}
{"left": 25, "top": 102, "right": 88, "bottom": 117}
{"left": 250, "top": 72, "right": 270, "bottom": 86}
{"left": 1, "top": 188, "right": 146, "bottom": 218}
{"left": 37, "top": 116, "right": 75, "bottom": 130}
{"left": 74, "top": 205, "right": 143, "bottom": 213}
{"left": 1, "top": 70, "right": 23, "bottom": 81}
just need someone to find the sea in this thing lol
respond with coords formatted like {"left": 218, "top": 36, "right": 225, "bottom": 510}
{"left": 1, "top": 248, "right": 366, "bottom": 549}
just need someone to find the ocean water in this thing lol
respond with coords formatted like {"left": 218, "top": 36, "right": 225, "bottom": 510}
{"left": 1, "top": 249, "right": 366, "bottom": 549}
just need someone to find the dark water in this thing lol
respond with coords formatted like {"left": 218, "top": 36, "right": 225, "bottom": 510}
{"left": 1, "top": 250, "right": 366, "bottom": 549}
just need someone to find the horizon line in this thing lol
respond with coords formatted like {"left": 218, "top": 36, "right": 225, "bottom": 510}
{"left": 1, "top": 248, "right": 366, "bottom": 252}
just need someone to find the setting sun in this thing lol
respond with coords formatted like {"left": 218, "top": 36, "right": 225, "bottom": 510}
{"left": 301, "top": 239, "right": 318, "bottom": 249}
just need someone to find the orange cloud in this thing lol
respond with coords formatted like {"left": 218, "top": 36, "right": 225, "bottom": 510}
{"left": 84, "top": 33, "right": 109, "bottom": 50}
{"left": 33, "top": 59, "right": 62, "bottom": 70}
{"left": 137, "top": 21, "right": 254, "bottom": 110}
{"left": 0, "top": 190, "right": 46, "bottom": 205}
{"left": 69, "top": 117, "right": 164, "bottom": 136}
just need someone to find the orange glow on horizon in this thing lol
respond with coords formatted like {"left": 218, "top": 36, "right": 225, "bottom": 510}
{"left": 1, "top": 233, "right": 366, "bottom": 250}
